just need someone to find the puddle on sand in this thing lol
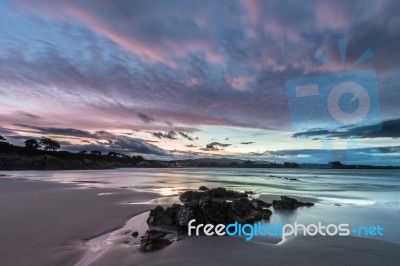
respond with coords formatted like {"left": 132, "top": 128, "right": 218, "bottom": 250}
{"left": 74, "top": 212, "right": 150, "bottom": 266}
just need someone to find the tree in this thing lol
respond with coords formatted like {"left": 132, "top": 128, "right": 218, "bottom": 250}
{"left": 0, "top": 135, "right": 6, "bottom": 142}
{"left": 40, "top": 137, "right": 60, "bottom": 151}
{"left": 132, "top": 155, "right": 144, "bottom": 162}
{"left": 91, "top": 150, "right": 102, "bottom": 156}
{"left": 243, "top": 160, "right": 254, "bottom": 167}
{"left": 24, "top": 139, "right": 40, "bottom": 150}
{"left": 108, "top": 151, "right": 117, "bottom": 157}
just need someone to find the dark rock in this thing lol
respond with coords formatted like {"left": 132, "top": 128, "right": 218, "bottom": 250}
{"left": 177, "top": 205, "right": 195, "bottom": 226}
{"left": 245, "top": 190, "right": 254, "bottom": 194}
{"left": 147, "top": 204, "right": 181, "bottom": 226}
{"left": 251, "top": 198, "right": 272, "bottom": 208}
{"left": 199, "top": 198, "right": 211, "bottom": 209}
{"left": 272, "top": 196, "right": 314, "bottom": 209}
{"left": 209, "top": 187, "right": 227, "bottom": 197}
{"left": 140, "top": 230, "right": 172, "bottom": 252}
{"left": 179, "top": 191, "right": 195, "bottom": 202}
{"left": 179, "top": 187, "right": 247, "bottom": 203}
{"left": 131, "top": 231, "right": 139, "bottom": 238}
{"left": 262, "top": 209, "right": 272, "bottom": 220}
{"left": 149, "top": 187, "right": 275, "bottom": 228}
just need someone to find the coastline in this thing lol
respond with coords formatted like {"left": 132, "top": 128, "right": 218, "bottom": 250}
{"left": 0, "top": 177, "right": 399, "bottom": 266}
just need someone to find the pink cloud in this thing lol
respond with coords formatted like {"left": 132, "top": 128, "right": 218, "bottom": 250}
{"left": 226, "top": 75, "right": 252, "bottom": 91}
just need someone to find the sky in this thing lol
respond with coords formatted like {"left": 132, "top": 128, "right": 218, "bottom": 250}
{"left": 0, "top": 0, "right": 399, "bottom": 165}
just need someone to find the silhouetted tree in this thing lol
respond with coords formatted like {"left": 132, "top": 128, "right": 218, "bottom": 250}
{"left": 108, "top": 151, "right": 117, "bottom": 157}
{"left": 24, "top": 139, "right": 40, "bottom": 150}
{"left": 132, "top": 155, "right": 144, "bottom": 161}
{"left": 331, "top": 161, "right": 344, "bottom": 169}
{"left": 0, "top": 135, "right": 6, "bottom": 142}
{"left": 283, "top": 162, "right": 299, "bottom": 168}
{"left": 40, "top": 137, "right": 60, "bottom": 151}
{"left": 91, "top": 150, "right": 102, "bottom": 156}
{"left": 78, "top": 150, "right": 87, "bottom": 155}
{"left": 243, "top": 160, "right": 254, "bottom": 167}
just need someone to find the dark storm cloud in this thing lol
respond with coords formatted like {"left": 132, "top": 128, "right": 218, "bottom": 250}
{"left": 201, "top": 142, "right": 231, "bottom": 151}
{"left": 293, "top": 118, "right": 400, "bottom": 139}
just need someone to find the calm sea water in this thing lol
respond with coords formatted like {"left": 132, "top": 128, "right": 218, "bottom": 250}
{"left": 2, "top": 168, "right": 400, "bottom": 242}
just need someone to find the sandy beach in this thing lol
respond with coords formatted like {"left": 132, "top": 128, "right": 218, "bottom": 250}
{"left": 0, "top": 176, "right": 399, "bottom": 266}
{"left": 0, "top": 177, "right": 156, "bottom": 266}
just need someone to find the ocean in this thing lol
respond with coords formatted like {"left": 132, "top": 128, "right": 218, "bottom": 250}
{"left": 2, "top": 168, "right": 400, "bottom": 242}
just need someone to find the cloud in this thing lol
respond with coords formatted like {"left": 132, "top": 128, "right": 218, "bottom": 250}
{"left": 201, "top": 142, "right": 231, "bottom": 151}
{"left": 108, "top": 136, "right": 169, "bottom": 156}
{"left": 6, "top": 124, "right": 169, "bottom": 156}
{"left": 14, "top": 124, "right": 96, "bottom": 138}
{"left": 7, "top": 0, "right": 398, "bottom": 133}
{"left": 179, "top": 132, "right": 193, "bottom": 141}
{"left": 241, "top": 141, "right": 254, "bottom": 144}
{"left": 293, "top": 119, "right": 400, "bottom": 139}
{"left": 246, "top": 146, "right": 400, "bottom": 166}
{"left": 137, "top": 113, "right": 155, "bottom": 123}
{"left": 15, "top": 111, "right": 41, "bottom": 120}
{"left": 0, "top": 128, "right": 17, "bottom": 136}
{"left": 185, "top": 144, "right": 198, "bottom": 148}
{"left": 0, "top": 0, "right": 398, "bottom": 164}
{"left": 152, "top": 131, "right": 177, "bottom": 140}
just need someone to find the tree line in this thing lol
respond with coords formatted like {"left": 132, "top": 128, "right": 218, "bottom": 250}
{"left": 0, "top": 135, "right": 144, "bottom": 161}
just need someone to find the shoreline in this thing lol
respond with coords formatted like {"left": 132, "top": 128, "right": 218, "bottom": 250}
{"left": 2, "top": 166, "right": 400, "bottom": 172}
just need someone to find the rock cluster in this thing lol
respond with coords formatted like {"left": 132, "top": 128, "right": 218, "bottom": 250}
{"left": 147, "top": 186, "right": 272, "bottom": 227}
{"left": 272, "top": 196, "right": 314, "bottom": 209}
{"left": 144, "top": 188, "right": 316, "bottom": 252}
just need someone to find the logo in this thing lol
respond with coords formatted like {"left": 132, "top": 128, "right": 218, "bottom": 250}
{"left": 286, "top": 39, "right": 382, "bottom": 164}
{"left": 188, "top": 219, "right": 384, "bottom": 241}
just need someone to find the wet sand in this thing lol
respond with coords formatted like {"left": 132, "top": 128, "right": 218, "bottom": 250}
{"left": 0, "top": 178, "right": 157, "bottom": 266}
{"left": 0, "top": 177, "right": 399, "bottom": 266}
{"left": 95, "top": 234, "right": 400, "bottom": 266}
